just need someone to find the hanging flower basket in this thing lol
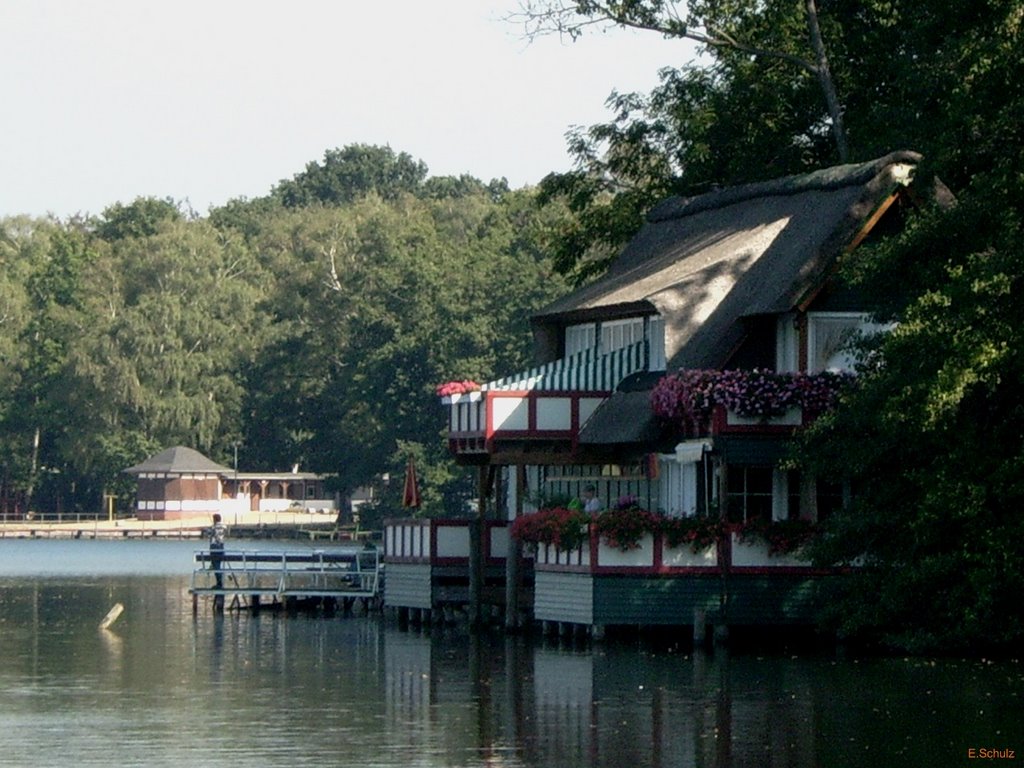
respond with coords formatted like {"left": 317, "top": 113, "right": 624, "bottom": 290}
{"left": 651, "top": 368, "right": 853, "bottom": 432}
{"left": 435, "top": 380, "right": 481, "bottom": 397}
{"left": 732, "top": 517, "right": 818, "bottom": 556}
{"left": 591, "top": 497, "right": 660, "bottom": 552}
{"left": 510, "top": 506, "right": 591, "bottom": 552}
{"left": 660, "top": 515, "right": 724, "bottom": 553}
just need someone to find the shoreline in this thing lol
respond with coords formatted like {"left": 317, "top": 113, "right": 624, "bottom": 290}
{"left": 0, "top": 510, "right": 359, "bottom": 541}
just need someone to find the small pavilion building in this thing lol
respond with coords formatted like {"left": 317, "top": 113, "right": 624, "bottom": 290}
{"left": 124, "top": 446, "right": 335, "bottom": 521}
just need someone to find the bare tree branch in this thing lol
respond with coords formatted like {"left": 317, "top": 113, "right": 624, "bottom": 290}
{"left": 510, "top": 0, "right": 848, "bottom": 160}
{"left": 804, "top": 0, "right": 848, "bottom": 161}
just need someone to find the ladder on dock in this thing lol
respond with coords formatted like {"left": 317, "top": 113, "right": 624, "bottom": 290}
{"left": 190, "top": 548, "right": 383, "bottom": 613}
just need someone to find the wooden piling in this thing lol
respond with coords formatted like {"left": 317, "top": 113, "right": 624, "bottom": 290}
{"left": 693, "top": 608, "right": 707, "bottom": 647}
{"left": 505, "top": 464, "right": 525, "bottom": 632}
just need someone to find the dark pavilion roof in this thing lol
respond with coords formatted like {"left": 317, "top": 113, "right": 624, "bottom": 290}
{"left": 123, "top": 446, "right": 233, "bottom": 475}
{"left": 530, "top": 151, "right": 952, "bottom": 447}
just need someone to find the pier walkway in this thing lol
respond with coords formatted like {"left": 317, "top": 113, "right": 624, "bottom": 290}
{"left": 190, "top": 548, "right": 383, "bottom": 613}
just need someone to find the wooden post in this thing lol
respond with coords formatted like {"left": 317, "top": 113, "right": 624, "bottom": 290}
{"left": 693, "top": 607, "right": 707, "bottom": 647}
{"left": 716, "top": 457, "right": 730, "bottom": 647}
{"left": 505, "top": 464, "right": 525, "bottom": 632}
{"left": 468, "top": 466, "right": 488, "bottom": 628}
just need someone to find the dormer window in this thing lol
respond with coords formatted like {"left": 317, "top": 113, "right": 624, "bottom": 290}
{"left": 777, "top": 312, "right": 891, "bottom": 374}
{"left": 807, "top": 312, "right": 889, "bottom": 373}
{"left": 564, "top": 316, "right": 666, "bottom": 370}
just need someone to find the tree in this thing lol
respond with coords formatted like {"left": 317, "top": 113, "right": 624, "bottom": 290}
{"left": 56, "top": 218, "right": 270, "bottom": 512}
{"left": 798, "top": 186, "right": 1024, "bottom": 653}
{"left": 0, "top": 217, "right": 44, "bottom": 512}
{"left": 241, "top": 183, "right": 568, "bottom": 511}
{"left": 515, "top": 0, "right": 847, "bottom": 159}
{"left": 94, "top": 196, "right": 185, "bottom": 241}
{"left": 272, "top": 144, "right": 429, "bottom": 208}
{"left": 519, "top": 0, "right": 852, "bottom": 282}
{"left": 790, "top": 0, "right": 1024, "bottom": 650}
{"left": 0, "top": 222, "right": 102, "bottom": 512}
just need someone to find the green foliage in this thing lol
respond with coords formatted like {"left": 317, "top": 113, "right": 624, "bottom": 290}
{"left": 272, "top": 144, "right": 428, "bottom": 207}
{"left": 95, "top": 197, "right": 184, "bottom": 241}
{"left": 798, "top": 172, "right": 1024, "bottom": 652}
{"left": 790, "top": 0, "right": 1024, "bottom": 650}
{"left": 592, "top": 500, "right": 660, "bottom": 551}
{"left": 0, "top": 145, "right": 568, "bottom": 517}
{"left": 510, "top": 506, "right": 592, "bottom": 552}
{"left": 532, "top": 0, "right": 841, "bottom": 281}
{"left": 238, "top": 183, "right": 566, "bottom": 497}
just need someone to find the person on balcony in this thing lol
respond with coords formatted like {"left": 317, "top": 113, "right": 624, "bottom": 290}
{"left": 582, "top": 485, "right": 603, "bottom": 513}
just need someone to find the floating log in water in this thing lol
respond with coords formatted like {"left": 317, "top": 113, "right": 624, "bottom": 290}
{"left": 99, "top": 602, "right": 125, "bottom": 630}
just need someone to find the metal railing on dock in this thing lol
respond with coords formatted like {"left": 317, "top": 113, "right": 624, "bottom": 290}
{"left": 190, "top": 548, "right": 383, "bottom": 612}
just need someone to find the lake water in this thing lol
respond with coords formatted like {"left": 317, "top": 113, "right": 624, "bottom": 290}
{"left": 0, "top": 539, "right": 1020, "bottom": 767}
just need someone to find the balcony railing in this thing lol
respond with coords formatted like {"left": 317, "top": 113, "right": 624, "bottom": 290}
{"left": 533, "top": 529, "right": 814, "bottom": 574}
{"left": 442, "top": 341, "right": 650, "bottom": 454}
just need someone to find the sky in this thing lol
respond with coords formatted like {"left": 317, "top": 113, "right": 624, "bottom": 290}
{"left": 1, "top": 1, "right": 696, "bottom": 220}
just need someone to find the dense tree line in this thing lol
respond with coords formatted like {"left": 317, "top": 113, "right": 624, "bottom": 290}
{"left": 0, "top": 145, "right": 569, "bottom": 522}
{"left": 525, "top": 0, "right": 1024, "bottom": 652}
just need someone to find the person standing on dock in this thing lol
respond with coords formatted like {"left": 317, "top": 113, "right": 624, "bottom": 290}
{"left": 209, "top": 513, "right": 226, "bottom": 589}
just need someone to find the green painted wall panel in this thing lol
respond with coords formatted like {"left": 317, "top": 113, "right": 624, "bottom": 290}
{"left": 534, "top": 571, "right": 821, "bottom": 627}
{"left": 725, "top": 575, "right": 820, "bottom": 625}
{"left": 592, "top": 575, "right": 722, "bottom": 625}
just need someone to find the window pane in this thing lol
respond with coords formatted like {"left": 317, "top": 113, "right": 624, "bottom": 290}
{"left": 727, "top": 495, "right": 746, "bottom": 523}
{"left": 745, "top": 467, "right": 773, "bottom": 494}
{"left": 746, "top": 494, "right": 773, "bottom": 521}
{"left": 600, "top": 318, "right": 644, "bottom": 353}
{"left": 787, "top": 470, "right": 802, "bottom": 520}
{"left": 565, "top": 324, "right": 596, "bottom": 357}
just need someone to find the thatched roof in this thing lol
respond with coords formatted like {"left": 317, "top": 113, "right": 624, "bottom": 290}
{"left": 536, "top": 151, "right": 931, "bottom": 371}
{"left": 123, "top": 446, "right": 232, "bottom": 475}
{"left": 537, "top": 151, "right": 948, "bottom": 447}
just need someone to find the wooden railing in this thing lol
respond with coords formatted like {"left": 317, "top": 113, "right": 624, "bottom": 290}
{"left": 384, "top": 518, "right": 508, "bottom": 565}
{"left": 533, "top": 529, "right": 813, "bottom": 574}
{"left": 190, "top": 548, "right": 382, "bottom": 598}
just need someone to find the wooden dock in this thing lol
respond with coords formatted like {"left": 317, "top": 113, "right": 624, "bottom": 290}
{"left": 190, "top": 548, "right": 383, "bottom": 614}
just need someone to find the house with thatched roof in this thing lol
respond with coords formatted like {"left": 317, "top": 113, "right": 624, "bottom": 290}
{"left": 434, "top": 151, "right": 953, "bottom": 635}
{"left": 124, "top": 446, "right": 335, "bottom": 521}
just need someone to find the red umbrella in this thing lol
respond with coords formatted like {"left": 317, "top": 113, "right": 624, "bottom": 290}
{"left": 402, "top": 458, "right": 422, "bottom": 508}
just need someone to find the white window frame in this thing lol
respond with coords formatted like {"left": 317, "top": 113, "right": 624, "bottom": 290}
{"left": 564, "top": 315, "right": 666, "bottom": 369}
{"left": 807, "top": 312, "right": 890, "bottom": 373}
{"left": 564, "top": 323, "right": 596, "bottom": 358}
{"left": 776, "top": 313, "right": 800, "bottom": 373}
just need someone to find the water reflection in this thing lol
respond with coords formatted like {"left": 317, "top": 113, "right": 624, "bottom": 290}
{"left": 379, "top": 626, "right": 1022, "bottom": 768}
{"left": 0, "top": 560, "right": 1020, "bottom": 767}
